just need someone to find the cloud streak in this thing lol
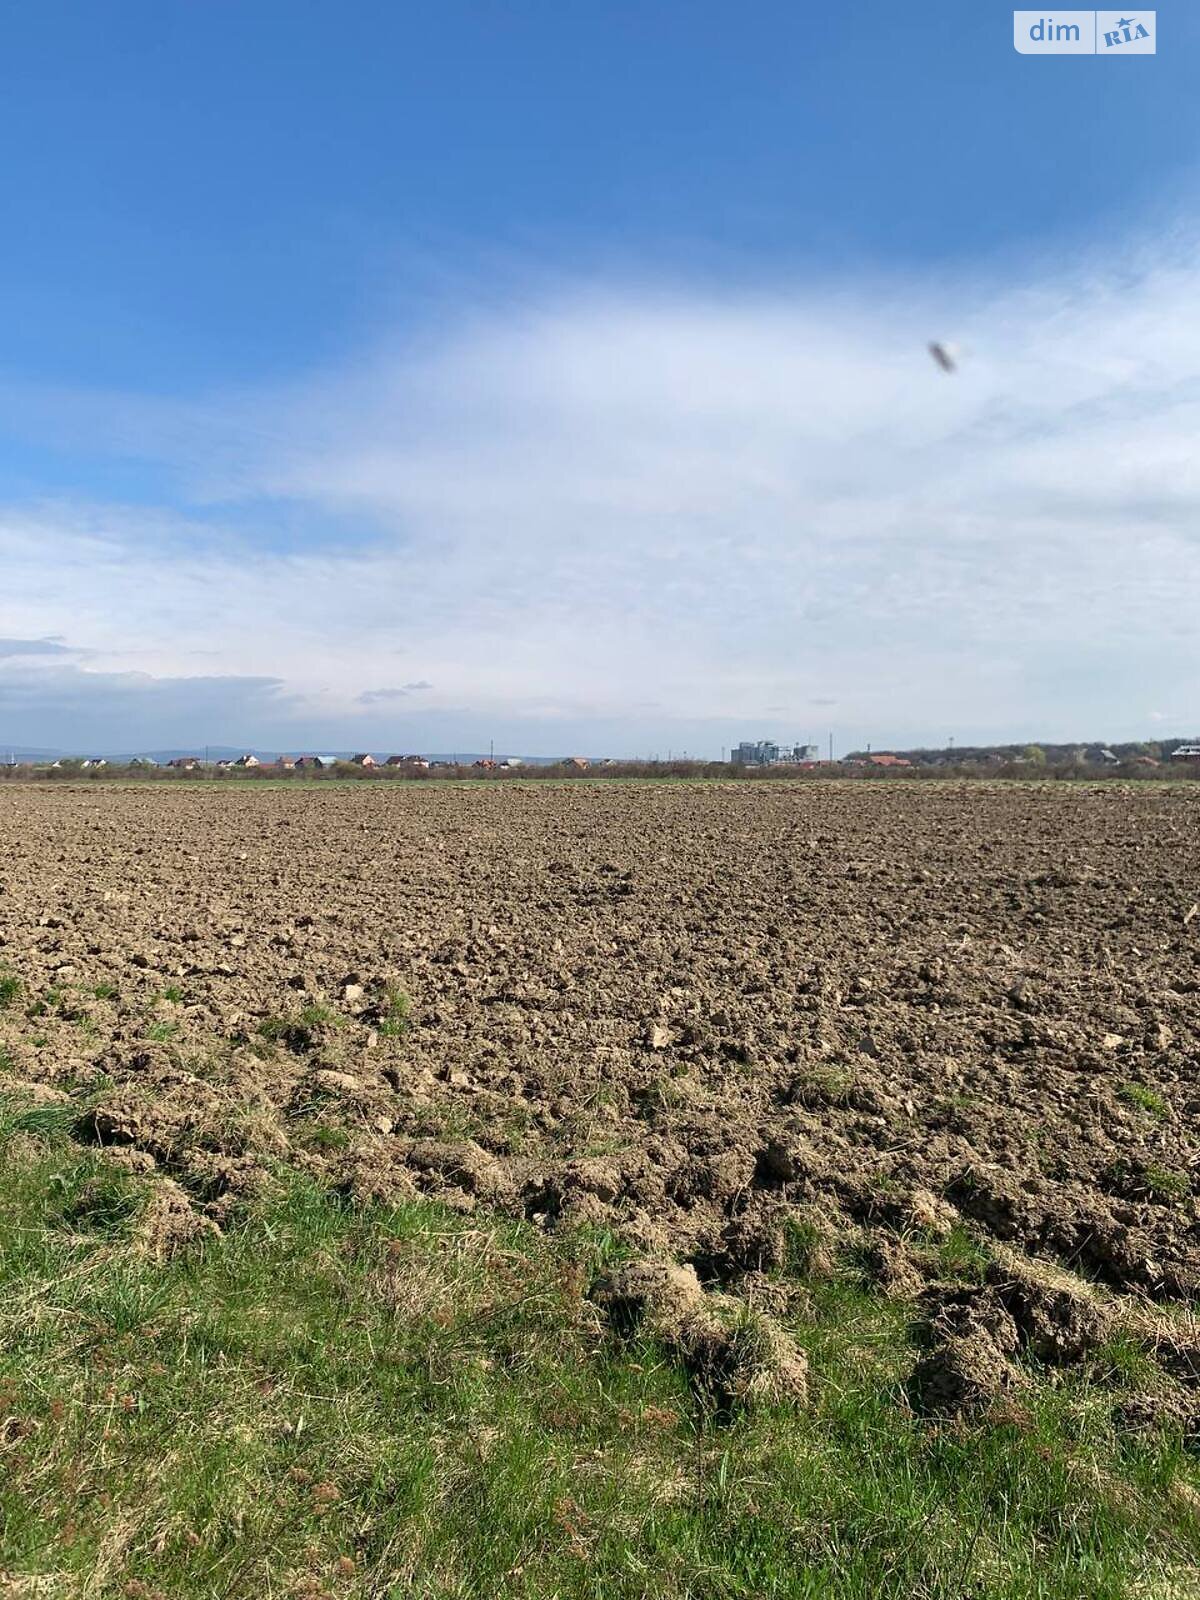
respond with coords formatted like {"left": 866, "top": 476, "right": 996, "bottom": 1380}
{"left": 356, "top": 682, "right": 433, "bottom": 705}
{"left": 0, "top": 637, "right": 74, "bottom": 658}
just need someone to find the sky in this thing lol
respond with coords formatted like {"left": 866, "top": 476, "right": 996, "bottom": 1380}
{"left": 1, "top": 1, "right": 1198, "bottom": 756}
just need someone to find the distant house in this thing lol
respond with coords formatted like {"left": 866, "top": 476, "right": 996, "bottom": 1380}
{"left": 294, "top": 755, "right": 325, "bottom": 770}
{"left": 565, "top": 757, "right": 589, "bottom": 771}
{"left": 499, "top": 758, "right": 523, "bottom": 769}
{"left": 386, "top": 754, "right": 429, "bottom": 769}
{"left": 1170, "top": 745, "right": 1200, "bottom": 762}
{"left": 866, "top": 754, "right": 911, "bottom": 769}
{"left": 81, "top": 758, "right": 107, "bottom": 769}
{"left": 276, "top": 756, "right": 296, "bottom": 769}
{"left": 351, "top": 753, "right": 378, "bottom": 767}
{"left": 128, "top": 756, "right": 158, "bottom": 768}
{"left": 233, "top": 754, "right": 260, "bottom": 768}
{"left": 167, "top": 757, "right": 201, "bottom": 770}
{"left": 473, "top": 758, "right": 497, "bottom": 770}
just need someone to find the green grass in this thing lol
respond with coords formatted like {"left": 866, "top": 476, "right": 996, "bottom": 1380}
{"left": 1118, "top": 1082, "right": 1168, "bottom": 1118}
{"left": 299, "top": 1002, "right": 342, "bottom": 1029}
{"left": 1109, "top": 1157, "right": 1191, "bottom": 1203}
{"left": 304, "top": 1122, "right": 351, "bottom": 1152}
{"left": 378, "top": 985, "right": 412, "bottom": 1039}
{"left": 932, "top": 1223, "right": 993, "bottom": 1284}
{"left": 25, "top": 986, "right": 69, "bottom": 1019}
{"left": 1091, "top": 1335, "right": 1159, "bottom": 1389}
{"left": 0, "top": 1092, "right": 80, "bottom": 1139}
{"left": 789, "top": 1061, "right": 855, "bottom": 1107}
{"left": 257, "top": 1004, "right": 343, "bottom": 1053}
{"left": 1141, "top": 1163, "right": 1191, "bottom": 1201}
{"left": 48, "top": 1160, "right": 146, "bottom": 1237}
{"left": 781, "top": 1213, "right": 829, "bottom": 1277}
{"left": 0, "top": 970, "right": 21, "bottom": 1008}
{"left": 0, "top": 1116, "right": 1198, "bottom": 1597}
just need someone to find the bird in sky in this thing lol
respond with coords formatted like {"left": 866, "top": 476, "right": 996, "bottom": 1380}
{"left": 928, "top": 341, "right": 958, "bottom": 373}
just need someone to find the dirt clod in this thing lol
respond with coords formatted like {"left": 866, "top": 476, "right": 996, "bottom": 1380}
{"left": 910, "top": 1289, "right": 1023, "bottom": 1416}
{"left": 591, "top": 1258, "right": 808, "bottom": 1411}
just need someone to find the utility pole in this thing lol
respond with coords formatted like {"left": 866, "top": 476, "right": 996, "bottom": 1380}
{"left": 828, "top": 731, "right": 833, "bottom": 763}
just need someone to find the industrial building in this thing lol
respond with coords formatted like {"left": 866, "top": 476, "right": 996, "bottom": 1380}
{"left": 731, "top": 741, "right": 820, "bottom": 766}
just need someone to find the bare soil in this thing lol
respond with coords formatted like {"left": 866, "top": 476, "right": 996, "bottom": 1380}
{"left": 3, "top": 779, "right": 1199, "bottom": 1405}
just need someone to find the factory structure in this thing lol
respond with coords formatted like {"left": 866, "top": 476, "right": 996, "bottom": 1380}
{"left": 731, "top": 740, "right": 821, "bottom": 766}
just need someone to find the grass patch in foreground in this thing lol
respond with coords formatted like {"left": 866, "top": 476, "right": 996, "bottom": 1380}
{"left": 0, "top": 1130, "right": 1198, "bottom": 1597}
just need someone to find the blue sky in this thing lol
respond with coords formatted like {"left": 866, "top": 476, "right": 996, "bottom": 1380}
{"left": 2, "top": 2, "right": 1198, "bottom": 754}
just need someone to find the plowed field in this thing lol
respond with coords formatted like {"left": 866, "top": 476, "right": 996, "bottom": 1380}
{"left": 3, "top": 778, "right": 1199, "bottom": 1407}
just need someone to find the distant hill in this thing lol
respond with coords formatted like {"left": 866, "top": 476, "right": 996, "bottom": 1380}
{"left": 843, "top": 739, "right": 1198, "bottom": 767}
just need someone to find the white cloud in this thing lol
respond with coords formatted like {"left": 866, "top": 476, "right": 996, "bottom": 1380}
{"left": 2, "top": 230, "right": 1200, "bottom": 751}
